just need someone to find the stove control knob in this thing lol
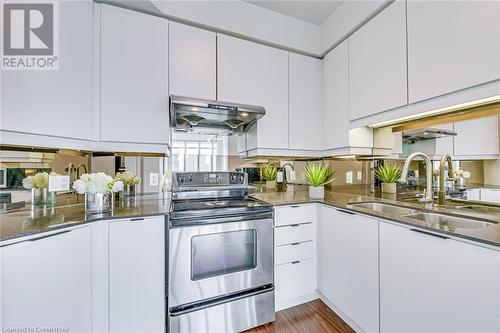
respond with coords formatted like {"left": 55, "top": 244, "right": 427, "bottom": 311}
{"left": 188, "top": 174, "right": 193, "bottom": 183}
{"left": 179, "top": 176, "right": 185, "bottom": 184}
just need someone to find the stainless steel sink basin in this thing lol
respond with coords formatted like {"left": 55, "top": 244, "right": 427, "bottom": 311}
{"left": 350, "top": 202, "right": 417, "bottom": 216}
{"left": 403, "top": 212, "right": 497, "bottom": 229}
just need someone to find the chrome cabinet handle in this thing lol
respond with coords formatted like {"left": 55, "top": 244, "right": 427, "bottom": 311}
{"left": 290, "top": 242, "right": 300, "bottom": 246}
{"left": 290, "top": 205, "right": 300, "bottom": 208}
{"left": 409, "top": 228, "right": 449, "bottom": 240}
{"left": 336, "top": 209, "right": 355, "bottom": 215}
{"left": 291, "top": 261, "right": 300, "bottom": 264}
{"left": 28, "top": 229, "right": 72, "bottom": 242}
{"left": 130, "top": 217, "right": 144, "bottom": 221}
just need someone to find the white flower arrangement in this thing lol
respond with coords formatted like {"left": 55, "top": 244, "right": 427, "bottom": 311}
{"left": 23, "top": 172, "right": 57, "bottom": 189}
{"left": 115, "top": 171, "right": 141, "bottom": 186}
{"left": 73, "top": 172, "right": 124, "bottom": 194}
{"left": 455, "top": 169, "right": 471, "bottom": 179}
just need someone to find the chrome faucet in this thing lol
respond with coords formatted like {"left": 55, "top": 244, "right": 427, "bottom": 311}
{"left": 400, "top": 152, "right": 434, "bottom": 203}
{"left": 438, "top": 154, "right": 455, "bottom": 205}
{"left": 76, "top": 163, "right": 88, "bottom": 179}
{"left": 281, "top": 163, "right": 295, "bottom": 185}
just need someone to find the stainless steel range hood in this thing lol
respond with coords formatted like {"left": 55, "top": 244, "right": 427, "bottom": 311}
{"left": 402, "top": 128, "right": 457, "bottom": 144}
{"left": 170, "top": 95, "right": 266, "bottom": 135}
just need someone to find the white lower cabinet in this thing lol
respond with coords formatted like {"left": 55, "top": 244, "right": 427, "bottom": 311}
{"left": 379, "top": 222, "right": 500, "bottom": 333}
{"left": 318, "top": 206, "right": 379, "bottom": 333}
{"left": 108, "top": 216, "right": 165, "bottom": 333}
{"left": 0, "top": 226, "right": 92, "bottom": 332}
{"left": 274, "top": 205, "right": 317, "bottom": 311}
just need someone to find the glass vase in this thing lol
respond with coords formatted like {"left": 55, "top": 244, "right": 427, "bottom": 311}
{"left": 31, "top": 188, "right": 57, "bottom": 205}
{"left": 121, "top": 184, "right": 136, "bottom": 197}
{"left": 85, "top": 192, "right": 112, "bottom": 214}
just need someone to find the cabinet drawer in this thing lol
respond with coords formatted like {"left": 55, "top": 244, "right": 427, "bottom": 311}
{"left": 274, "top": 205, "right": 316, "bottom": 226}
{"left": 275, "top": 258, "right": 315, "bottom": 304}
{"left": 274, "top": 223, "right": 314, "bottom": 246}
{"left": 275, "top": 241, "right": 314, "bottom": 266}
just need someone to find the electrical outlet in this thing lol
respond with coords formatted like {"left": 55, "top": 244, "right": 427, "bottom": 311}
{"left": 48, "top": 175, "right": 70, "bottom": 192}
{"left": 346, "top": 171, "right": 353, "bottom": 184}
{"left": 357, "top": 171, "right": 362, "bottom": 181}
{"left": 149, "top": 173, "right": 159, "bottom": 186}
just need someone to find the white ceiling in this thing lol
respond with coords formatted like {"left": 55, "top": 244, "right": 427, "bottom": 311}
{"left": 245, "top": 1, "right": 344, "bottom": 25}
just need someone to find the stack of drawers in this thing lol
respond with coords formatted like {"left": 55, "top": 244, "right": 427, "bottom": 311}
{"left": 273, "top": 204, "right": 317, "bottom": 311}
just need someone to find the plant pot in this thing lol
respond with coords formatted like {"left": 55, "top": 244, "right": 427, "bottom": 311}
{"left": 31, "top": 188, "right": 56, "bottom": 205}
{"left": 120, "top": 184, "right": 136, "bottom": 197}
{"left": 309, "top": 186, "right": 325, "bottom": 199}
{"left": 381, "top": 183, "right": 397, "bottom": 194}
{"left": 265, "top": 181, "right": 276, "bottom": 189}
{"left": 85, "top": 192, "right": 112, "bottom": 214}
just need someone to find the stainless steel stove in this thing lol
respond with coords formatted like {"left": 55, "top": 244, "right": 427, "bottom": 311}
{"left": 168, "top": 172, "right": 275, "bottom": 333}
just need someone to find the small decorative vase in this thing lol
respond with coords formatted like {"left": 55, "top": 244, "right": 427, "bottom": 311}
{"left": 31, "top": 188, "right": 57, "bottom": 205}
{"left": 121, "top": 184, "right": 136, "bottom": 197}
{"left": 309, "top": 186, "right": 325, "bottom": 199}
{"left": 265, "top": 181, "right": 276, "bottom": 189}
{"left": 381, "top": 183, "right": 397, "bottom": 194}
{"left": 85, "top": 192, "right": 112, "bottom": 214}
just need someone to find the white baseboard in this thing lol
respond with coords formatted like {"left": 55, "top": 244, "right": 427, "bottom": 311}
{"left": 275, "top": 292, "right": 319, "bottom": 312}
{"left": 318, "top": 291, "right": 366, "bottom": 333}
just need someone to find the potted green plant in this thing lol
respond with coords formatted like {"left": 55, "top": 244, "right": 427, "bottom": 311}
{"left": 375, "top": 164, "right": 402, "bottom": 194}
{"left": 260, "top": 165, "right": 277, "bottom": 189}
{"left": 304, "top": 163, "right": 335, "bottom": 199}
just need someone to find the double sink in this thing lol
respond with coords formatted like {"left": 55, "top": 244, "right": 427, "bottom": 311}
{"left": 349, "top": 202, "right": 498, "bottom": 230}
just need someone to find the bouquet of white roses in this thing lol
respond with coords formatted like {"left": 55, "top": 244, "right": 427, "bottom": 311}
{"left": 23, "top": 172, "right": 52, "bottom": 189}
{"left": 115, "top": 171, "right": 141, "bottom": 186}
{"left": 73, "top": 172, "right": 124, "bottom": 194}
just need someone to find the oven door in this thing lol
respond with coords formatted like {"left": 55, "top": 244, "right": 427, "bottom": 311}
{"left": 168, "top": 212, "right": 273, "bottom": 308}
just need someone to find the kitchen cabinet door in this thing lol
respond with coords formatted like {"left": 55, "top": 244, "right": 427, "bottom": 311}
{"left": 217, "top": 34, "right": 288, "bottom": 150}
{"left": 318, "top": 206, "right": 379, "bottom": 333}
{"left": 349, "top": 1, "right": 407, "bottom": 120}
{"left": 454, "top": 116, "right": 499, "bottom": 157}
{"left": 323, "top": 40, "right": 349, "bottom": 149}
{"left": 169, "top": 22, "right": 216, "bottom": 100}
{"left": 100, "top": 4, "right": 169, "bottom": 144}
{"left": 289, "top": 53, "right": 323, "bottom": 150}
{"left": 408, "top": 1, "right": 500, "bottom": 103}
{"left": 380, "top": 222, "right": 500, "bottom": 333}
{"left": 1, "top": 227, "right": 92, "bottom": 332}
{"left": 109, "top": 216, "right": 165, "bottom": 333}
{"left": 1, "top": 1, "right": 93, "bottom": 140}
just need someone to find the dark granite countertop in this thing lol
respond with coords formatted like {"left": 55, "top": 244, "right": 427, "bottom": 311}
{"left": 0, "top": 193, "right": 171, "bottom": 244}
{"left": 250, "top": 184, "right": 500, "bottom": 248}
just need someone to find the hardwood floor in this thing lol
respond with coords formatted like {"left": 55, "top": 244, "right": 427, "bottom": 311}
{"left": 245, "top": 300, "right": 355, "bottom": 333}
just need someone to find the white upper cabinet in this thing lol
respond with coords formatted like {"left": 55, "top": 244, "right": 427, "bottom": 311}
{"left": 1, "top": 227, "right": 92, "bottom": 332}
{"left": 407, "top": 1, "right": 500, "bottom": 103}
{"left": 1, "top": 1, "right": 93, "bottom": 140}
{"left": 217, "top": 34, "right": 289, "bottom": 150}
{"left": 169, "top": 22, "right": 216, "bottom": 100}
{"left": 380, "top": 222, "right": 500, "bottom": 333}
{"left": 100, "top": 4, "right": 169, "bottom": 144}
{"left": 318, "top": 207, "right": 379, "bottom": 333}
{"left": 323, "top": 40, "right": 349, "bottom": 149}
{"left": 454, "top": 116, "right": 499, "bottom": 157}
{"left": 349, "top": 1, "right": 407, "bottom": 120}
{"left": 289, "top": 53, "right": 323, "bottom": 150}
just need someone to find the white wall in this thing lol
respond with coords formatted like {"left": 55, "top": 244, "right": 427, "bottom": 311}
{"left": 320, "top": 0, "right": 389, "bottom": 53}
{"left": 151, "top": 0, "right": 321, "bottom": 55}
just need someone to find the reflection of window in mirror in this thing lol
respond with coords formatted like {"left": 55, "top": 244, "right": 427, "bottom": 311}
{"left": 170, "top": 132, "right": 229, "bottom": 172}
